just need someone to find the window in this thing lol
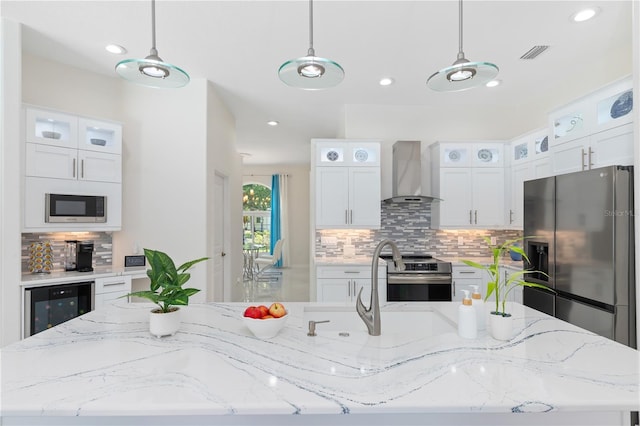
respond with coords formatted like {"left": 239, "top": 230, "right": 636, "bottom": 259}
{"left": 243, "top": 184, "right": 271, "bottom": 252}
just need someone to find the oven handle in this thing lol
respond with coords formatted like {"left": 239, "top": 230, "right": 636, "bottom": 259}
{"left": 388, "top": 274, "right": 452, "bottom": 285}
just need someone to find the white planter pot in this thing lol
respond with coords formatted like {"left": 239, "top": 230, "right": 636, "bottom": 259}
{"left": 149, "top": 307, "right": 181, "bottom": 338}
{"left": 489, "top": 312, "right": 513, "bottom": 341}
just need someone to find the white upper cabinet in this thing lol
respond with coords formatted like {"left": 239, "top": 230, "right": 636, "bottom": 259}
{"left": 472, "top": 143, "right": 504, "bottom": 168}
{"left": 25, "top": 107, "right": 122, "bottom": 184}
{"left": 507, "top": 128, "right": 550, "bottom": 228}
{"left": 78, "top": 118, "right": 122, "bottom": 154}
{"left": 313, "top": 140, "right": 381, "bottom": 229}
{"left": 549, "top": 76, "right": 633, "bottom": 175}
{"left": 430, "top": 142, "right": 506, "bottom": 229}
{"left": 26, "top": 108, "right": 78, "bottom": 148}
{"left": 435, "top": 143, "right": 504, "bottom": 168}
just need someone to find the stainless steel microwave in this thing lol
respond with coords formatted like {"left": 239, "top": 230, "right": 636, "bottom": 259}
{"left": 45, "top": 193, "right": 107, "bottom": 223}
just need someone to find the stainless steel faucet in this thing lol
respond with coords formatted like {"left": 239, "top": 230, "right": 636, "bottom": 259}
{"left": 356, "top": 239, "right": 404, "bottom": 336}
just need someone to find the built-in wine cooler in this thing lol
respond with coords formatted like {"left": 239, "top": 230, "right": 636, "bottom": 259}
{"left": 24, "top": 282, "right": 94, "bottom": 337}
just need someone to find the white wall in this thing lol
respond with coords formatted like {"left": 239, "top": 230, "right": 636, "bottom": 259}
{"left": 113, "top": 79, "right": 208, "bottom": 302}
{"left": 205, "top": 81, "right": 243, "bottom": 302}
{"left": 22, "top": 54, "right": 123, "bottom": 121}
{"left": 0, "top": 18, "right": 24, "bottom": 347}
{"left": 242, "top": 164, "right": 310, "bottom": 268}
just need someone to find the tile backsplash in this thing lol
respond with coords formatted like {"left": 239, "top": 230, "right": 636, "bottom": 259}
{"left": 316, "top": 201, "right": 522, "bottom": 258}
{"left": 22, "top": 232, "right": 113, "bottom": 273}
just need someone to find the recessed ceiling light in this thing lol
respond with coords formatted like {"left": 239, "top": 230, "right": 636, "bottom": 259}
{"left": 105, "top": 44, "right": 127, "bottom": 55}
{"left": 379, "top": 77, "right": 394, "bottom": 86}
{"left": 267, "top": 121, "right": 279, "bottom": 126}
{"left": 486, "top": 79, "right": 501, "bottom": 88}
{"left": 571, "top": 7, "right": 600, "bottom": 22}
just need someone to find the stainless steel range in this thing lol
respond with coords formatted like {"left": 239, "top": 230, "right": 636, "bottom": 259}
{"left": 380, "top": 255, "right": 453, "bottom": 302}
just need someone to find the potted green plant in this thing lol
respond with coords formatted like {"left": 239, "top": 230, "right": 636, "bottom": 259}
{"left": 462, "top": 236, "right": 551, "bottom": 340}
{"left": 127, "top": 248, "right": 209, "bottom": 337}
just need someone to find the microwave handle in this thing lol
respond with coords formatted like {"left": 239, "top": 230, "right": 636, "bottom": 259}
{"left": 72, "top": 158, "right": 76, "bottom": 178}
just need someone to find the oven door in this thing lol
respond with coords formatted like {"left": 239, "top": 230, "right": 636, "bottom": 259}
{"left": 387, "top": 273, "right": 452, "bottom": 302}
{"left": 24, "top": 282, "right": 95, "bottom": 337}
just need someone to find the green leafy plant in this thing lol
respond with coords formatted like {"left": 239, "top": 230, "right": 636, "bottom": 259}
{"left": 127, "top": 248, "right": 209, "bottom": 313}
{"left": 462, "top": 237, "right": 552, "bottom": 316}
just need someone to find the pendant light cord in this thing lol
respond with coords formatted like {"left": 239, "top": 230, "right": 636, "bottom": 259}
{"left": 458, "top": 0, "right": 464, "bottom": 55}
{"left": 307, "top": 0, "right": 315, "bottom": 56}
{"left": 151, "top": 0, "right": 157, "bottom": 52}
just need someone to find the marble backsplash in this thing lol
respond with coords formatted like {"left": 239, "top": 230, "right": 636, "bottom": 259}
{"left": 316, "top": 201, "right": 523, "bottom": 258}
{"left": 22, "top": 232, "right": 113, "bottom": 274}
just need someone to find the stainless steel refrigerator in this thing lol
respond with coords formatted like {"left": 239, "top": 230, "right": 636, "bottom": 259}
{"left": 523, "top": 165, "right": 636, "bottom": 349}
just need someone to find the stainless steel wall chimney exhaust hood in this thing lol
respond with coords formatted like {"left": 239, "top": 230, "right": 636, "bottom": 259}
{"left": 385, "top": 140, "right": 442, "bottom": 203}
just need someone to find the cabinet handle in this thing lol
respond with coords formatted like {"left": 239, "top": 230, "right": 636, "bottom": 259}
{"left": 344, "top": 271, "right": 361, "bottom": 274}
{"left": 588, "top": 148, "right": 594, "bottom": 169}
{"left": 509, "top": 209, "right": 514, "bottom": 224}
{"left": 469, "top": 210, "right": 473, "bottom": 224}
{"left": 72, "top": 158, "right": 76, "bottom": 178}
{"left": 347, "top": 279, "right": 351, "bottom": 297}
{"left": 345, "top": 210, "right": 348, "bottom": 225}
{"left": 581, "top": 148, "right": 587, "bottom": 170}
{"left": 459, "top": 271, "right": 476, "bottom": 274}
{"left": 103, "top": 281, "right": 126, "bottom": 287}
{"left": 453, "top": 280, "right": 456, "bottom": 297}
{"left": 350, "top": 210, "right": 353, "bottom": 224}
{"left": 474, "top": 210, "right": 478, "bottom": 224}
{"left": 81, "top": 159, "right": 85, "bottom": 178}
{"left": 353, "top": 281, "right": 357, "bottom": 297}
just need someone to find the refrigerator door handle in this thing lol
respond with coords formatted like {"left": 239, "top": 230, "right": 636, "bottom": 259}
{"left": 581, "top": 148, "right": 587, "bottom": 170}
{"left": 588, "top": 147, "right": 594, "bottom": 169}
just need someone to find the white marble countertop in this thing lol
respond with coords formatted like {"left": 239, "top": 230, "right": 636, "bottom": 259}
{"left": 1, "top": 301, "right": 638, "bottom": 425}
{"left": 21, "top": 266, "right": 148, "bottom": 286}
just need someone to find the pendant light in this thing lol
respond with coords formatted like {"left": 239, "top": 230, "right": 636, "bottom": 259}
{"left": 278, "top": 0, "right": 344, "bottom": 90}
{"left": 427, "top": 0, "right": 498, "bottom": 92}
{"left": 115, "top": 0, "right": 189, "bottom": 89}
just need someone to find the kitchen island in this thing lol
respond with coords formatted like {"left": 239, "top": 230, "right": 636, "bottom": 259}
{"left": 1, "top": 301, "right": 638, "bottom": 426}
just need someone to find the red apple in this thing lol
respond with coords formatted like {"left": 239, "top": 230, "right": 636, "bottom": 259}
{"left": 268, "top": 302, "right": 286, "bottom": 318}
{"left": 261, "top": 315, "right": 274, "bottom": 320}
{"left": 243, "top": 306, "right": 262, "bottom": 319}
{"left": 257, "top": 305, "right": 269, "bottom": 317}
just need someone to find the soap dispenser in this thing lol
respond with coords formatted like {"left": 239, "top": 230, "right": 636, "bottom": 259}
{"left": 470, "top": 285, "right": 486, "bottom": 331}
{"left": 458, "top": 290, "right": 477, "bottom": 339}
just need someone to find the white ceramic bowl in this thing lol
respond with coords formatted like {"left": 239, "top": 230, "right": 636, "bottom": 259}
{"left": 243, "top": 313, "right": 288, "bottom": 339}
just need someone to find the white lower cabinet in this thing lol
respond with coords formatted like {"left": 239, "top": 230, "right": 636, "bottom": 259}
{"left": 95, "top": 275, "right": 131, "bottom": 308}
{"left": 451, "top": 266, "right": 484, "bottom": 302}
{"left": 500, "top": 266, "right": 523, "bottom": 305}
{"left": 316, "top": 265, "right": 386, "bottom": 303}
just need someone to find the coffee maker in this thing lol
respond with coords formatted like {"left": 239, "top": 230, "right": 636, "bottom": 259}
{"left": 64, "top": 240, "right": 94, "bottom": 272}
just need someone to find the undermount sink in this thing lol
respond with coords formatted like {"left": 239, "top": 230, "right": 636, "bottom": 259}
{"left": 303, "top": 305, "right": 456, "bottom": 336}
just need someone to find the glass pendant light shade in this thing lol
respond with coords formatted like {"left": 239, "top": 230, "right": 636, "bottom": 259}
{"left": 115, "top": 0, "right": 189, "bottom": 89}
{"left": 278, "top": 53, "right": 344, "bottom": 90}
{"left": 278, "top": 0, "right": 344, "bottom": 90}
{"left": 427, "top": 0, "right": 498, "bottom": 92}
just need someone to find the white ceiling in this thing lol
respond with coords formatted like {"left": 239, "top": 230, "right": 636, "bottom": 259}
{"left": 1, "top": 0, "right": 633, "bottom": 164}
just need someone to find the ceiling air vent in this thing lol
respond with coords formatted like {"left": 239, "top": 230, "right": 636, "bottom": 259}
{"left": 520, "top": 45, "right": 550, "bottom": 60}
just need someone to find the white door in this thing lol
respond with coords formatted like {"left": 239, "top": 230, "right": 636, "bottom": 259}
{"left": 510, "top": 163, "right": 532, "bottom": 228}
{"left": 551, "top": 136, "right": 588, "bottom": 175}
{"left": 349, "top": 167, "right": 380, "bottom": 227}
{"left": 212, "top": 174, "right": 227, "bottom": 301}
{"left": 25, "top": 144, "right": 77, "bottom": 180}
{"left": 591, "top": 123, "right": 634, "bottom": 168}
{"left": 473, "top": 168, "right": 505, "bottom": 227}
{"left": 315, "top": 167, "right": 349, "bottom": 227}
{"left": 439, "top": 168, "right": 473, "bottom": 226}
{"left": 78, "top": 150, "right": 121, "bottom": 183}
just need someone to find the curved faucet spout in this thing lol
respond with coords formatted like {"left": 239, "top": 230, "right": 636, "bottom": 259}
{"left": 356, "top": 239, "right": 404, "bottom": 336}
